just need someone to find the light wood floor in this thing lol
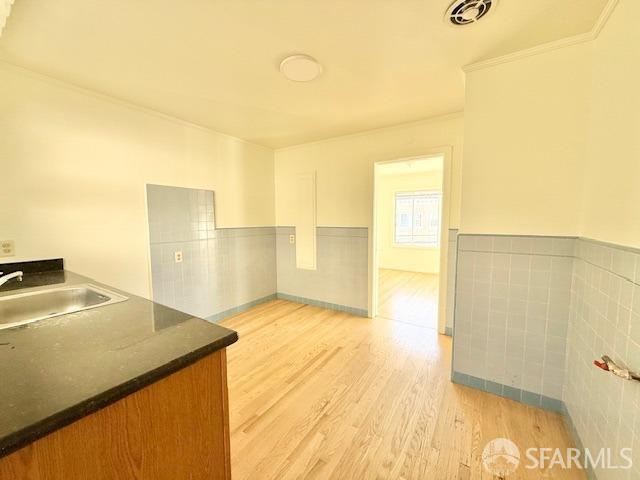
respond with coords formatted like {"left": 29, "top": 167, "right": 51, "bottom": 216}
{"left": 221, "top": 300, "right": 583, "bottom": 480}
{"left": 378, "top": 269, "right": 439, "bottom": 329}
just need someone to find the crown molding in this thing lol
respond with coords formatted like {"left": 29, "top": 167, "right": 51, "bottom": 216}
{"left": 0, "top": 59, "right": 273, "bottom": 150}
{"left": 275, "top": 111, "right": 464, "bottom": 153}
{"left": 591, "top": 0, "right": 620, "bottom": 37}
{"left": 463, "top": 0, "right": 619, "bottom": 73}
{"left": 462, "top": 32, "right": 593, "bottom": 73}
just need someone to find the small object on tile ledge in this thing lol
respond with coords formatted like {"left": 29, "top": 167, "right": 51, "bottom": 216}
{"left": 593, "top": 355, "right": 640, "bottom": 381}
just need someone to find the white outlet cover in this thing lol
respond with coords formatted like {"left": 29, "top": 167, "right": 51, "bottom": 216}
{"left": 0, "top": 240, "right": 15, "bottom": 257}
{"left": 174, "top": 251, "right": 183, "bottom": 263}
{"left": 289, "top": 235, "right": 295, "bottom": 244}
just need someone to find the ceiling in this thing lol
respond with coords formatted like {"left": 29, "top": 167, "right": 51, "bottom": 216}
{"left": 0, "top": 0, "right": 608, "bottom": 148}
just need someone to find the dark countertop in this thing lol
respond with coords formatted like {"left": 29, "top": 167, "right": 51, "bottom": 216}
{"left": 0, "top": 269, "right": 238, "bottom": 458}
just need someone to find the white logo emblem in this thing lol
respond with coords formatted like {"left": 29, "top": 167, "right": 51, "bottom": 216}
{"left": 482, "top": 438, "right": 520, "bottom": 477}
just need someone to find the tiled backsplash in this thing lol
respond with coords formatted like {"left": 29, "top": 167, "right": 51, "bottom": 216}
{"left": 147, "top": 185, "right": 277, "bottom": 320}
{"left": 276, "top": 226, "right": 368, "bottom": 315}
{"left": 150, "top": 228, "right": 277, "bottom": 320}
{"left": 564, "top": 238, "right": 640, "bottom": 480}
{"left": 452, "top": 234, "right": 575, "bottom": 410}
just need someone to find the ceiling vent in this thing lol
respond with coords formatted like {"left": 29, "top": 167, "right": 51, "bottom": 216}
{"left": 445, "top": 0, "right": 497, "bottom": 26}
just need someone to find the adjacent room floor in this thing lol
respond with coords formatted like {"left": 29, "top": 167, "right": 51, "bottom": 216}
{"left": 221, "top": 300, "right": 583, "bottom": 480}
{"left": 378, "top": 268, "right": 439, "bottom": 329}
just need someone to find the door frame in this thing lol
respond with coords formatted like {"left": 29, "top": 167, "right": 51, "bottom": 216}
{"left": 370, "top": 146, "right": 453, "bottom": 334}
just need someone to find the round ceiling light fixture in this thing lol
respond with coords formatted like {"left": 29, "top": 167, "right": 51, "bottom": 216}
{"left": 445, "top": 0, "right": 497, "bottom": 26}
{"left": 279, "top": 54, "right": 322, "bottom": 82}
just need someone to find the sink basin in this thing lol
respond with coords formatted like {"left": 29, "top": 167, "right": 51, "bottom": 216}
{"left": 0, "top": 284, "right": 128, "bottom": 330}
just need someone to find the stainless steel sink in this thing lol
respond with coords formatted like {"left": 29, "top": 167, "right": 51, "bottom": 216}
{"left": 0, "top": 284, "right": 128, "bottom": 330}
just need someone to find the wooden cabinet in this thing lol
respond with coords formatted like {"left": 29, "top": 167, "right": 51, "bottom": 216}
{"left": 0, "top": 350, "right": 232, "bottom": 480}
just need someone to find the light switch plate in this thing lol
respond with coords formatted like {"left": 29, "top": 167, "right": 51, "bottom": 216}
{"left": 174, "top": 251, "right": 183, "bottom": 263}
{"left": 0, "top": 240, "right": 15, "bottom": 257}
{"left": 289, "top": 235, "right": 295, "bottom": 244}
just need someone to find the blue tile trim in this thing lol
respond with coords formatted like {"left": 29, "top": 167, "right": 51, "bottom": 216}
{"left": 451, "top": 371, "right": 468, "bottom": 384}
{"left": 275, "top": 226, "right": 368, "bottom": 238}
{"left": 451, "top": 370, "right": 564, "bottom": 413}
{"left": 205, "top": 294, "right": 277, "bottom": 323}
{"left": 468, "top": 376, "right": 485, "bottom": 390}
{"left": 502, "top": 386, "right": 522, "bottom": 402}
{"left": 485, "top": 381, "right": 503, "bottom": 396}
{"left": 444, "top": 326, "right": 453, "bottom": 336}
{"left": 521, "top": 391, "right": 541, "bottom": 407}
{"left": 541, "top": 396, "right": 564, "bottom": 413}
{"left": 276, "top": 293, "right": 368, "bottom": 317}
{"left": 205, "top": 292, "right": 369, "bottom": 324}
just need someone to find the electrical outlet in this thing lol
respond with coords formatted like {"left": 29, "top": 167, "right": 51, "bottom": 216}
{"left": 174, "top": 251, "right": 183, "bottom": 263}
{"left": 289, "top": 234, "right": 295, "bottom": 244}
{"left": 0, "top": 240, "right": 15, "bottom": 257}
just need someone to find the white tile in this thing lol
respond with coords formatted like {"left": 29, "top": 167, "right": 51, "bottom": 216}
{"left": 511, "top": 237, "right": 533, "bottom": 254}
{"left": 475, "top": 236, "right": 494, "bottom": 252}
{"left": 532, "top": 237, "right": 554, "bottom": 255}
{"left": 457, "top": 235, "right": 476, "bottom": 251}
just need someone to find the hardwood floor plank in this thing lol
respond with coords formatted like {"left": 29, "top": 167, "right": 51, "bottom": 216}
{"left": 221, "top": 300, "right": 584, "bottom": 479}
{"left": 378, "top": 269, "right": 439, "bottom": 328}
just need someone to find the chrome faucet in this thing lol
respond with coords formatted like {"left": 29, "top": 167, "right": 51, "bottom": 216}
{"left": 0, "top": 271, "right": 23, "bottom": 287}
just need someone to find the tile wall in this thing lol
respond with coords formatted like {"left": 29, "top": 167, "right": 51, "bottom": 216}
{"left": 452, "top": 233, "right": 640, "bottom": 477}
{"left": 452, "top": 234, "right": 575, "bottom": 410}
{"left": 564, "top": 238, "right": 640, "bottom": 479}
{"left": 147, "top": 184, "right": 277, "bottom": 321}
{"left": 276, "top": 226, "right": 369, "bottom": 315}
{"left": 147, "top": 185, "right": 369, "bottom": 320}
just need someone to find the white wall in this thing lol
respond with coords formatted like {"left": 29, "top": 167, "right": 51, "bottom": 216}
{"left": 274, "top": 114, "right": 464, "bottom": 229}
{"left": 460, "top": 1, "right": 639, "bottom": 250}
{"left": 460, "top": 43, "right": 592, "bottom": 236}
{"left": 0, "top": 63, "right": 275, "bottom": 298}
{"left": 579, "top": 0, "right": 640, "bottom": 249}
{"left": 275, "top": 115, "right": 462, "bottom": 323}
{"left": 376, "top": 171, "right": 443, "bottom": 274}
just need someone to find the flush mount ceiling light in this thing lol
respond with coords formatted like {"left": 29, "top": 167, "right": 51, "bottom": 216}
{"left": 280, "top": 55, "right": 322, "bottom": 82}
{"left": 0, "top": 0, "right": 16, "bottom": 37}
{"left": 445, "top": 0, "right": 497, "bottom": 26}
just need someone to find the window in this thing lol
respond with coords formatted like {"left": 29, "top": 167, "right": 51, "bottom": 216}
{"left": 394, "top": 191, "right": 442, "bottom": 247}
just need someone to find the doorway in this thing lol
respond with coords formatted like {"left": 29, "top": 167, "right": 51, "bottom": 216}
{"left": 372, "top": 153, "right": 450, "bottom": 331}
